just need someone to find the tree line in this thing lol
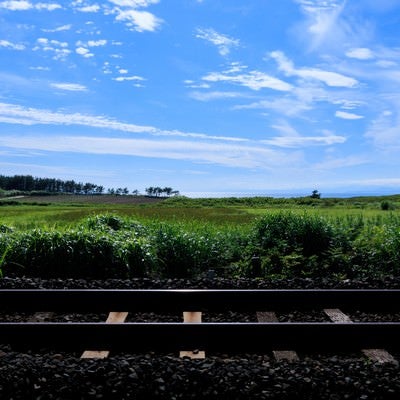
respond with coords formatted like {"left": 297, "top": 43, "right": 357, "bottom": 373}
{"left": 145, "top": 187, "right": 179, "bottom": 197}
{"left": 0, "top": 175, "right": 104, "bottom": 194}
{"left": 0, "top": 175, "right": 179, "bottom": 197}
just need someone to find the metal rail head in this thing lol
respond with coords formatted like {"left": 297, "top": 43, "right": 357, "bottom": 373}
{"left": 1, "top": 322, "right": 400, "bottom": 353}
{"left": 0, "top": 289, "right": 400, "bottom": 312}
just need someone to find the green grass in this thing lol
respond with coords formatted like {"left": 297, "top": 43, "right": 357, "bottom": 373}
{"left": 1, "top": 195, "right": 399, "bottom": 230}
{"left": 0, "top": 204, "right": 257, "bottom": 229}
{"left": 1, "top": 194, "right": 400, "bottom": 280}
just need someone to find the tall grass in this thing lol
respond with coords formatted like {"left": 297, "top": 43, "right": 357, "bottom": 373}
{"left": 0, "top": 211, "right": 399, "bottom": 279}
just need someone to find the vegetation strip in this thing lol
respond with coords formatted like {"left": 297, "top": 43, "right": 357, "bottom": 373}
{"left": 1, "top": 210, "right": 400, "bottom": 281}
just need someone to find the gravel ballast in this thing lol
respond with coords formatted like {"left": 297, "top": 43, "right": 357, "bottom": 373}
{"left": 1, "top": 276, "right": 400, "bottom": 399}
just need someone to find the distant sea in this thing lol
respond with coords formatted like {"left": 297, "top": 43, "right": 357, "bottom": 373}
{"left": 183, "top": 190, "right": 400, "bottom": 199}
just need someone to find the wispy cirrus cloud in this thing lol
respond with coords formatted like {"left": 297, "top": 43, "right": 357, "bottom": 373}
{"left": 262, "top": 134, "right": 346, "bottom": 148}
{"left": 294, "top": 0, "right": 347, "bottom": 51}
{"left": 0, "top": 1, "right": 61, "bottom": 11}
{"left": 50, "top": 83, "right": 88, "bottom": 91}
{"left": 365, "top": 110, "right": 400, "bottom": 151}
{"left": 189, "top": 91, "right": 248, "bottom": 101}
{"left": 42, "top": 24, "right": 71, "bottom": 32}
{"left": 335, "top": 110, "right": 364, "bottom": 120}
{"left": 0, "top": 134, "right": 288, "bottom": 169}
{"left": 108, "top": 0, "right": 159, "bottom": 7}
{"left": 234, "top": 97, "right": 313, "bottom": 117}
{"left": 202, "top": 64, "right": 292, "bottom": 92}
{"left": 270, "top": 50, "right": 358, "bottom": 88}
{"left": 264, "top": 120, "right": 346, "bottom": 147}
{"left": 0, "top": 102, "right": 246, "bottom": 142}
{"left": 314, "top": 155, "right": 369, "bottom": 170}
{"left": 195, "top": 28, "right": 239, "bottom": 56}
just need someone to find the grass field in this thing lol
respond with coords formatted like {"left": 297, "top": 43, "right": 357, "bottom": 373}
{"left": 1, "top": 194, "right": 399, "bottom": 280}
{"left": 1, "top": 193, "right": 399, "bottom": 229}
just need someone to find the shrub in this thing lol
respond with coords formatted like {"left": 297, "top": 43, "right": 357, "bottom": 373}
{"left": 253, "top": 212, "right": 334, "bottom": 257}
{"left": 381, "top": 201, "right": 395, "bottom": 211}
{"left": 0, "top": 229, "right": 154, "bottom": 279}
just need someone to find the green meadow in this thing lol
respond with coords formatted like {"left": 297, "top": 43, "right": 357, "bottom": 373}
{"left": 0, "top": 194, "right": 399, "bottom": 280}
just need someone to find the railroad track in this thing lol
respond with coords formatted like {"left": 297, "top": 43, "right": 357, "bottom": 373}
{"left": 0, "top": 289, "right": 399, "bottom": 363}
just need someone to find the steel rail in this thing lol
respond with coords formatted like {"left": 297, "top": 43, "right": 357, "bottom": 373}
{"left": 1, "top": 289, "right": 400, "bottom": 312}
{"left": 0, "top": 322, "right": 400, "bottom": 352}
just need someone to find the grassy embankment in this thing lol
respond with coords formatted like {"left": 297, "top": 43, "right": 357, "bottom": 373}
{"left": 0, "top": 194, "right": 399, "bottom": 280}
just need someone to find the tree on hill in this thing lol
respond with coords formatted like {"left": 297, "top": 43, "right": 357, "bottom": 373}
{"left": 310, "top": 190, "right": 321, "bottom": 199}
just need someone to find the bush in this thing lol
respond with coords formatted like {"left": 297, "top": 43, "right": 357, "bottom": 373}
{"left": 253, "top": 212, "right": 334, "bottom": 257}
{"left": 0, "top": 228, "right": 154, "bottom": 279}
{"left": 381, "top": 201, "right": 395, "bottom": 211}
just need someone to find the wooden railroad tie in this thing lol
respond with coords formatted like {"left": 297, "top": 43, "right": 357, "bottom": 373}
{"left": 81, "top": 312, "right": 129, "bottom": 359}
{"left": 323, "top": 308, "right": 397, "bottom": 365}
{"left": 256, "top": 311, "right": 299, "bottom": 362}
{"left": 179, "top": 311, "right": 205, "bottom": 359}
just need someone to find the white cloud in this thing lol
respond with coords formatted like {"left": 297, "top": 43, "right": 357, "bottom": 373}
{"left": 0, "top": 39, "right": 25, "bottom": 50}
{"left": 76, "top": 46, "right": 93, "bottom": 57}
{"left": 0, "top": 134, "right": 291, "bottom": 169}
{"left": 270, "top": 120, "right": 301, "bottom": 137}
{"left": 29, "top": 66, "right": 50, "bottom": 71}
{"left": 108, "top": 0, "right": 159, "bottom": 6}
{"left": 335, "top": 110, "right": 364, "bottom": 120}
{"left": 184, "top": 80, "right": 210, "bottom": 89}
{"left": 33, "top": 37, "right": 71, "bottom": 60}
{"left": 115, "top": 9, "right": 162, "bottom": 32}
{"left": 365, "top": 110, "right": 400, "bottom": 151}
{"left": 195, "top": 28, "right": 239, "bottom": 56}
{"left": 50, "top": 83, "right": 88, "bottom": 91}
{"left": 189, "top": 91, "right": 246, "bottom": 101}
{"left": 345, "top": 47, "right": 375, "bottom": 60}
{"left": 376, "top": 60, "right": 397, "bottom": 68}
{"left": 119, "top": 69, "right": 128, "bottom": 74}
{"left": 42, "top": 24, "right": 72, "bottom": 32}
{"left": 202, "top": 69, "right": 292, "bottom": 92}
{"left": 0, "top": 0, "right": 31, "bottom": 10}
{"left": 0, "top": 1, "right": 61, "bottom": 10}
{"left": 270, "top": 51, "right": 358, "bottom": 88}
{"left": 87, "top": 39, "right": 107, "bottom": 47}
{"left": 0, "top": 102, "right": 247, "bottom": 142}
{"left": 77, "top": 4, "right": 100, "bottom": 12}
{"left": 262, "top": 123, "right": 346, "bottom": 150}
{"left": 333, "top": 100, "right": 365, "bottom": 110}
{"left": 294, "top": 0, "right": 347, "bottom": 51}
{"left": 107, "top": 0, "right": 162, "bottom": 32}
{"left": 234, "top": 97, "right": 313, "bottom": 117}
{"left": 35, "top": 2, "right": 61, "bottom": 10}
{"left": 314, "top": 155, "right": 368, "bottom": 169}
{"left": 113, "top": 75, "right": 145, "bottom": 81}
{"left": 262, "top": 134, "right": 346, "bottom": 148}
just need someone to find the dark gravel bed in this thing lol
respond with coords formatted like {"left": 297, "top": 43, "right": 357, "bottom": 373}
{"left": 2, "top": 275, "right": 400, "bottom": 290}
{"left": 349, "top": 311, "right": 400, "bottom": 322}
{"left": 1, "top": 276, "right": 400, "bottom": 399}
{"left": 1, "top": 351, "right": 400, "bottom": 399}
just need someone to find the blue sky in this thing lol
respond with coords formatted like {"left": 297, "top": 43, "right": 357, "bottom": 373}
{"left": 1, "top": 0, "right": 400, "bottom": 196}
